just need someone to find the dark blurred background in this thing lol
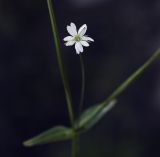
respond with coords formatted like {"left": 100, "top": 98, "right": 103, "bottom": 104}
{"left": 0, "top": 0, "right": 160, "bottom": 157}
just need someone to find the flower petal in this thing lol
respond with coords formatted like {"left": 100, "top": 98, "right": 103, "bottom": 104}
{"left": 65, "top": 40, "right": 75, "bottom": 46}
{"left": 70, "top": 23, "right": 77, "bottom": 35}
{"left": 75, "top": 42, "right": 83, "bottom": 54}
{"left": 63, "top": 36, "right": 73, "bottom": 41}
{"left": 67, "top": 26, "right": 77, "bottom": 36}
{"left": 82, "top": 36, "right": 94, "bottom": 42}
{"left": 78, "top": 24, "right": 87, "bottom": 37}
{"left": 80, "top": 41, "right": 89, "bottom": 47}
{"left": 75, "top": 44, "right": 80, "bottom": 54}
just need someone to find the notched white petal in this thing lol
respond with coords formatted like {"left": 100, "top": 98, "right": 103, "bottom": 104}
{"left": 82, "top": 36, "right": 94, "bottom": 42}
{"left": 77, "top": 42, "right": 83, "bottom": 52}
{"left": 67, "top": 26, "right": 77, "bottom": 36}
{"left": 78, "top": 24, "right": 87, "bottom": 37}
{"left": 75, "top": 43, "right": 80, "bottom": 54}
{"left": 70, "top": 23, "right": 77, "bottom": 35}
{"left": 75, "top": 42, "right": 83, "bottom": 54}
{"left": 63, "top": 36, "right": 73, "bottom": 41}
{"left": 65, "top": 40, "right": 75, "bottom": 46}
{"left": 80, "top": 41, "right": 89, "bottom": 47}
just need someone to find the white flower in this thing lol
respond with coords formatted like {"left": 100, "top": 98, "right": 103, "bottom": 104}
{"left": 63, "top": 22, "right": 94, "bottom": 54}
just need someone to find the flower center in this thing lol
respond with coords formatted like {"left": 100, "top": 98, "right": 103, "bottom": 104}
{"left": 74, "top": 35, "right": 81, "bottom": 42}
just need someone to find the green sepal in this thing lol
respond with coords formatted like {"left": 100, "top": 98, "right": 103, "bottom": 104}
{"left": 23, "top": 126, "right": 74, "bottom": 147}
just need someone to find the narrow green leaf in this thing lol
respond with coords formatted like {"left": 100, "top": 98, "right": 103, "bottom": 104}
{"left": 23, "top": 126, "right": 74, "bottom": 147}
{"left": 76, "top": 48, "right": 160, "bottom": 133}
{"left": 76, "top": 100, "right": 116, "bottom": 132}
{"left": 101, "top": 48, "right": 160, "bottom": 107}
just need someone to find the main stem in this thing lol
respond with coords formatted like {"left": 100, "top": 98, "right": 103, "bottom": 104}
{"left": 72, "top": 132, "right": 79, "bottom": 157}
{"left": 47, "top": 0, "right": 74, "bottom": 125}
{"left": 47, "top": 1, "right": 79, "bottom": 157}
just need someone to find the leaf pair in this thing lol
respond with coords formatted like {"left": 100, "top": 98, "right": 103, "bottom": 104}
{"left": 23, "top": 99, "right": 116, "bottom": 147}
{"left": 23, "top": 48, "right": 160, "bottom": 147}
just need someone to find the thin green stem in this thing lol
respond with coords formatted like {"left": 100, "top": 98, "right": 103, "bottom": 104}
{"left": 79, "top": 54, "right": 85, "bottom": 114}
{"left": 71, "top": 54, "right": 85, "bottom": 157}
{"left": 47, "top": 1, "right": 80, "bottom": 157}
{"left": 72, "top": 132, "right": 79, "bottom": 157}
{"left": 101, "top": 48, "right": 160, "bottom": 107}
{"left": 47, "top": 0, "right": 74, "bottom": 126}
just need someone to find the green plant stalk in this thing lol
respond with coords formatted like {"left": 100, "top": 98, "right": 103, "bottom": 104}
{"left": 101, "top": 48, "right": 160, "bottom": 107}
{"left": 47, "top": 1, "right": 78, "bottom": 157}
{"left": 79, "top": 54, "right": 85, "bottom": 114}
{"left": 72, "top": 132, "right": 80, "bottom": 157}
{"left": 47, "top": 0, "right": 74, "bottom": 126}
